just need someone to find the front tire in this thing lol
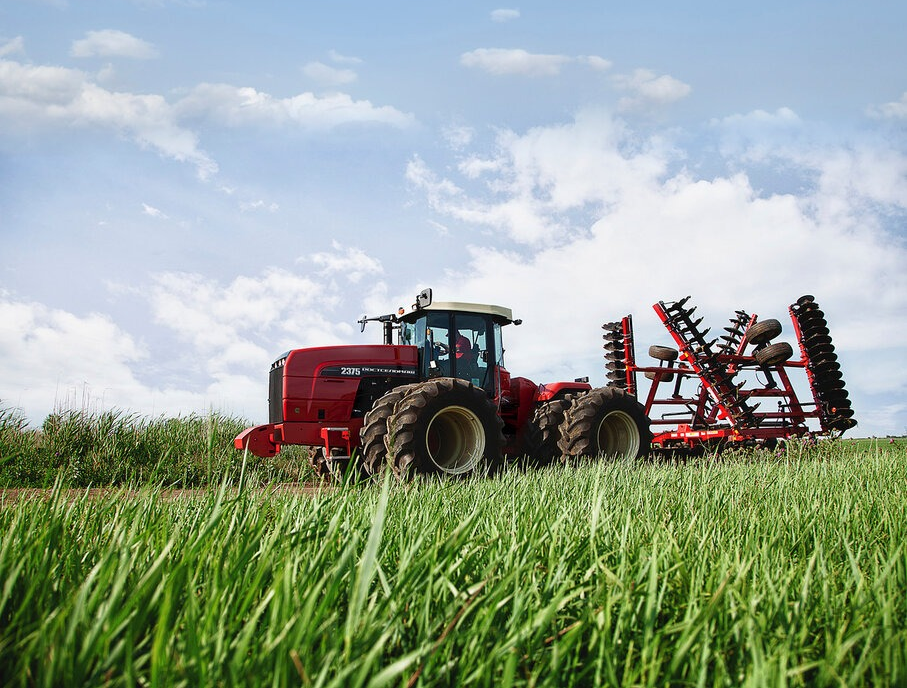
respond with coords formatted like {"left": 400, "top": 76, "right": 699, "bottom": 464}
{"left": 360, "top": 384, "right": 417, "bottom": 477}
{"left": 558, "top": 387, "right": 652, "bottom": 460}
{"left": 386, "top": 378, "right": 504, "bottom": 479}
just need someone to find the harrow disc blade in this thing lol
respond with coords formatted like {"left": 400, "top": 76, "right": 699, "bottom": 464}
{"left": 814, "top": 370, "right": 844, "bottom": 384}
{"left": 807, "top": 343, "right": 836, "bottom": 357}
{"left": 805, "top": 334, "right": 833, "bottom": 347}
{"left": 802, "top": 327, "right": 831, "bottom": 340}
{"left": 820, "top": 390, "right": 850, "bottom": 405}
{"left": 797, "top": 304, "right": 825, "bottom": 321}
{"left": 815, "top": 378, "right": 846, "bottom": 392}
{"left": 828, "top": 418, "right": 857, "bottom": 431}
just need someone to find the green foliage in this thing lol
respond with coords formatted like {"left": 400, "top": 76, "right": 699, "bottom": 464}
{"left": 0, "top": 403, "right": 312, "bottom": 488}
{"left": 1, "top": 448, "right": 905, "bottom": 686}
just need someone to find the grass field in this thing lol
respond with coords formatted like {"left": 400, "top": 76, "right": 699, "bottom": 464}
{"left": 0, "top": 405, "right": 312, "bottom": 488}
{"left": 1, "top": 425, "right": 905, "bottom": 687}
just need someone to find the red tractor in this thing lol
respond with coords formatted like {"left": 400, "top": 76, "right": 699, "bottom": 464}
{"left": 234, "top": 288, "right": 651, "bottom": 478}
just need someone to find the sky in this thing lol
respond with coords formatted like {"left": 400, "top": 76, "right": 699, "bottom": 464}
{"left": 1, "top": 0, "right": 906, "bottom": 438}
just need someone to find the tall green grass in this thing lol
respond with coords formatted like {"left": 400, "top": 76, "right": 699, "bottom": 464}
{"left": 0, "top": 403, "right": 311, "bottom": 488}
{"left": 1, "top": 447, "right": 904, "bottom": 686}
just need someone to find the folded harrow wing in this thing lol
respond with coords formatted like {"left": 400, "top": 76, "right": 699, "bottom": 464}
{"left": 603, "top": 295, "right": 856, "bottom": 450}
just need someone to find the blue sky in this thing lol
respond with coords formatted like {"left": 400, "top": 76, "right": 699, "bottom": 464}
{"left": 1, "top": 0, "right": 905, "bottom": 437}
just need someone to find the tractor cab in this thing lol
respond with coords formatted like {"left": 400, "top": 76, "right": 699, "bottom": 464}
{"left": 395, "top": 290, "right": 517, "bottom": 397}
{"left": 397, "top": 302, "right": 511, "bottom": 394}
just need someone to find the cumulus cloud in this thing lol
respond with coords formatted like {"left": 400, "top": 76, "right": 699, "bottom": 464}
{"left": 0, "top": 294, "right": 183, "bottom": 423}
{"left": 71, "top": 29, "right": 159, "bottom": 59}
{"left": 0, "top": 55, "right": 414, "bottom": 178}
{"left": 327, "top": 49, "right": 362, "bottom": 65}
{"left": 239, "top": 199, "right": 279, "bottom": 213}
{"left": 460, "top": 48, "right": 613, "bottom": 79}
{"left": 146, "top": 268, "right": 357, "bottom": 405}
{"left": 613, "top": 68, "right": 691, "bottom": 109}
{"left": 442, "top": 123, "right": 475, "bottom": 149}
{"left": 175, "top": 83, "right": 414, "bottom": 129}
{"left": 461, "top": 48, "right": 572, "bottom": 77}
{"left": 303, "top": 241, "right": 384, "bottom": 284}
{"left": 407, "top": 109, "right": 907, "bottom": 434}
{"left": 581, "top": 55, "right": 612, "bottom": 72}
{"left": 867, "top": 91, "right": 907, "bottom": 120}
{"left": 0, "top": 36, "right": 25, "bottom": 58}
{"left": 0, "top": 58, "right": 217, "bottom": 178}
{"left": 408, "top": 111, "right": 670, "bottom": 244}
{"left": 491, "top": 9, "right": 520, "bottom": 23}
{"left": 141, "top": 203, "right": 169, "bottom": 219}
{"left": 303, "top": 61, "right": 357, "bottom": 86}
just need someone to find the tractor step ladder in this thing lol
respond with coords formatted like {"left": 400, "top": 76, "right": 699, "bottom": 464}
{"left": 653, "top": 297, "right": 758, "bottom": 427}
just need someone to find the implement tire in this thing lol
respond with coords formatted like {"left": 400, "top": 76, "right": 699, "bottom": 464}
{"left": 387, "top": 378, "right": 503, "bottom": 479}
{"left": 746, "top": 318, "right": 782, "bottom": 346}
{"left": 557, "top": 386, "right": 652, "bottom": 460}
{"left": 360, "top": 384, "right": 417, "bottom": 477}
{"left": 755, "top": 341, "right": 793, "bottom": 367}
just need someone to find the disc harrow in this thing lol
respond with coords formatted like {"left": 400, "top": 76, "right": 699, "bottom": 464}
{"left": 602, "top": 294, "right": 856, "bottom": 450}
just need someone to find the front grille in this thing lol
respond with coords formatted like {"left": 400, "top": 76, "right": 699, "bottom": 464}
{"left": 268, "top": 358, "right": 285, "bottom": 424}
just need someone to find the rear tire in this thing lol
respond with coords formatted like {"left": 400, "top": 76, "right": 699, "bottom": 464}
{"left": 558, "top": 387, "right": 652, "bottom": 460}
{"left": 524, "top": 397, "right": 575, "bottom": 466}
{"left": 387, "top": 378, "right": 504, "bottom": 479}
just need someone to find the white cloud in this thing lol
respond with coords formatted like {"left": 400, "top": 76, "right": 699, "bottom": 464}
{"left": 460, "top": 48, "right": 571, "bottom": 77}
{"left": 302, "top": 61, "right": 357, "bottom": 86}
{"left": 328, "top": 49, "right": 362, "bottom": 65}
{"left": 0, "top": 295, "right": 197, "bottom": 424}
{"left": 71, "top": 29, "right": 159, "bottom": 59}
{"left": 303, "top": 241, "right": 384, "bottom": 284}
{"left": 239, "top": 199, "right": 279, "bottom": 213}
{"left": 491, "top": 9, "right": 520, "bottom": 23}
{"left": 142, "top": 203, "right": 168, "bottom": 219}
{"left": 0, "top": 36, "right": 25, "bottom": 58}
{"left": 867, "top": 92, "right": 907, "bottom": 120}
{"left": 442, "top": 123, "right": 475, "bottom": 149}
{"left": 408, "top": 111, "right": 670, "bottom": 244}
{"left": 175, "top": 83, "right": 414, "bottom": 129}
{"left": 613, "top": 68, "right": 692, "bottom": 109}
{"left": 0, "top": 58, "right": 217, "bottom": 178}
{"left": 0, "top": 55, "right": 415, "bottom": 179}
{"left": 146, "top": 269, "right": 357, "bottom": 415}
{"left": 581, "top": 55, "right": 612, "bottom": 72}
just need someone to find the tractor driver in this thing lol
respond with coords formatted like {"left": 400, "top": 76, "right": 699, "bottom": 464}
{"left": 455, "top": 334, "right": 481, "bottom": 383}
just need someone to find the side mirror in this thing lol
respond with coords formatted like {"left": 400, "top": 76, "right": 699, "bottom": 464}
{"left": 415, "top": 288, "right": 432, "bottom": 309}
